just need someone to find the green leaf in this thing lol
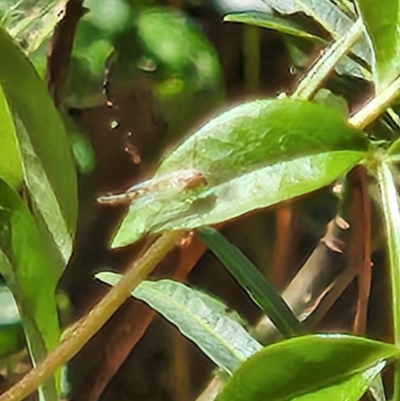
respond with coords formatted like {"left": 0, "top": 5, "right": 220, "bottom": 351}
{"left": 97, "top": 274, "right": 262, "bottom": 374}
{"left": 376, "top": 162, "right": 400, "bottom": 397}
{"left": 263, "top": 0, "right": 372, "bottom": 77}
{"left": 0, "top": 286, "right": 24, "bottom": 360}
{"left": 0, "top": 83, "right": 23, "bottom": 190}
{"left": 224, "top": 12, "right": 324, "bottom": 42}
{"left": 0, "top": 179, "right": 60, "bottom": 400}
{"left": 215, "top": 334, "right": 399, "bottom": 401}
{"left": 0, "top": 0, "right": 66, "bottom": 54}
{"left": 196, "top": 227, "right": 301, "bottom": 337}
{"left": 354, "top": 0, "right": 400, "bottom": 92}
{"left": 292, "top": 363, "right": 385, "bottom": 401}
{"left": 111, "top": 98, "right": 368, "bottom": 248}
{"left": 0, "top": 27, "right": 77, "bottom": 264}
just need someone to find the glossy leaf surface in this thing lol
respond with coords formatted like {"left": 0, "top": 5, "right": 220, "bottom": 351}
{"left": 197, "top": 227, "right": 301, "bottom": 336}
{"left": 216, "top": 335, "right": 398, "bottom": 401}
{"left": 0, "top": 27, "right": 77, "bottom": 264}
{"left": 97, "top": 274, "right": 262, "bottom": 374}
{"left": 0, "top": 83, "right": 22, "bottom": 190}
{"left": 0, "top": 179, "right": 60, "bottom": 399}
{"left": 112, "top": 98, "right": 368, "bottom": 247}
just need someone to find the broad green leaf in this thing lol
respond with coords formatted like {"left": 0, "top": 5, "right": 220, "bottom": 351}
{"left": 215, "top": 334, "right": 399, "bottom": 401}
{"left": 97, "top": 274, "right": 262, "bottom": 374}
{"left": 0, "top": 286, "right": 24, "bottom": 360}
{"left": 111, "top": 98, "right": 368, "bottom": 248}
{"left": 224, "top": 12, "right": 324, "bottom": 42}
{"left": 0, "top": 179, "right": 60, "bottom": 400}
{"left": 0, "top": 0, "right": 66, "bottom": 54}
{"left": 0, "top": 83, "right": 23, "bottom": 189}
{"left": 0, "top": 27, "right": 77, "bottom": 264}
{"left": 355, "top": 0, "right": 400, "bottom": 92}
{"left": 196, "top": 227, "right": 301, "bottom": 337}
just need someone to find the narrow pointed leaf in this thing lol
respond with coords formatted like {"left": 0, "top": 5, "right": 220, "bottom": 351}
{"left": 111, "top": 99, "right": 368, "bottom": 248}
{"left": 0, "top": 83, "right": 22, "bottom": 190}
{"left": 354, "top": 0, "right": 400, "bottom": 92}
{"left": 224, "top": 13, "right": 324, "bottom": 42}
{"left": 97, "top": 274, "right": 262, "bottom": 374}
{"left": 197, "top": 227, "right": 301, "bottom": 337}
{"left": 0, "top": 27, "right": 77, "bottom": 265}
{"left": 0, "top": 179, "right": 60, "bottom": 399}
{"left": 216, "top": 335, "right": 399, "bottom": 401}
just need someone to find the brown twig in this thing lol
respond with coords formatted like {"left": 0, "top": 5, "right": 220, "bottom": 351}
{"left": 0, "top": 231, "right": 184, "bottom": 401}
{"left": 71, "top": 235, "right": 206, "bottom": 401}
{"left": 350, "top": 166, "right": 372, "bottom": 334}
{"left": 272, "top": 202, "right": 294, "bottom": 289}
{"left": 46, "top": 0, "right": 86, "bottom": 109}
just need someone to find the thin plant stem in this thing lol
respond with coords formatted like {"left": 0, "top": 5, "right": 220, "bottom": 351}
{"left": 349, "top": 74, "right": 400, "bottom": 129}
{"left": 376, "top": 163, "right": 400, "bottom": 401}
{"left": 243, "top": 25, "right": 260, "bottom": 92}
{"left": 292, "top": 18, "right": 364, "bottom": 100}
{"left": 0, "top": 231, "right": 184, "bottom": 401}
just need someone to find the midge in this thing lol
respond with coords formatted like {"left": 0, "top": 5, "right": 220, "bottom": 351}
{"left": 97, "top": 168, "right": 207, "bottom": 206}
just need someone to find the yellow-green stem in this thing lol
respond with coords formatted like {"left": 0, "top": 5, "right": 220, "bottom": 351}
{"left": 292, "top": 18, "right": 364, "bottom": 101}
{"left": 349, "top": 75, "right": 400, "bottom": 129}
{"left": 243, "top": 25, "right": 260, "bottom": 92}
{"left": 376, "top": 163, "right": 400, "bottom": 401}
{"left": 0, "top": 231, "right": 183, "bottom": 401}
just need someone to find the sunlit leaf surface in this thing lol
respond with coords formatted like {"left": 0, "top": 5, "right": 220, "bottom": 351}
{"left": 216, "top": 335, "right": 398, "bottom": 401}
{"left": 0, "top": 27, "right": 77, "bottom": 265}
{"left": 97, "top": 274, "right": 262, "bottom": 374}
{"left": 111, "top": 98, "right": 368, "bottom": 248}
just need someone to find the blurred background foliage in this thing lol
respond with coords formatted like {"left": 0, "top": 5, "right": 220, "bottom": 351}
{"left": 0, "top": 1, "right": 389, "bottom": 401}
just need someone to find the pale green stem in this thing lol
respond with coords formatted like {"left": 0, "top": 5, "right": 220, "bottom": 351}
{"left": 243, "top": 25, "right": 260, "bottom": 92}
{"left": 349, "top": 74, "right": 400, "bottom": 129}
{"left": 376, "top": 163, "right": 400, "bottom": 401}
{"left": 292, "top": 18, "right": 364, "bottom": 100}
{"left": 0, "top": 231, "right": 184, "bottom": 401}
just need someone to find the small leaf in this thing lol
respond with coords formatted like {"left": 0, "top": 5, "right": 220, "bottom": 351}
{"left": 0, "top": 83, "right": 23, "bottom": 190}
{"left": 224, "top": 12, "right": 324, "bottom": 42}
{"left": 111, "top": 98, "right": 368, "bottom": 248}
{"left": 196, "top": 227, "right": 301, "bottom": 337}
{"left": 354, "top": 0, "right": 400, "bottom": 92}
{"left": 0, "top": 179, "right": 60, "bottom": 399}
{"left": 0, "top": 27, "right": 77, "bottom": 264}
{"left": 215, "top": 334, "right": 399, "bottom": 401}
{"left": 97, "top": 274, "right": 262, "bottom": 374}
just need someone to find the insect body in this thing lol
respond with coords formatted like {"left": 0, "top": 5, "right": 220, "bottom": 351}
{"left": 97, "top": 168, "right": 207, "bottom": 206}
